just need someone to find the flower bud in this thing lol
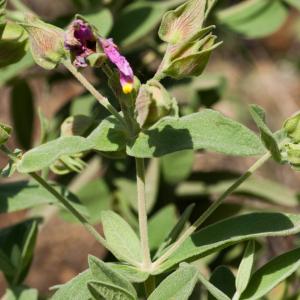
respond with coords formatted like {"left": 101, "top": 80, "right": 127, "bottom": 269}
{"left": 157, "top": 0, "right": 221, "bottom": 79}
{"left": 0, "top": 121, "right": 11, "bottom": 145}
{"left": 135, "top": 80, "right": 178, "bottom": 128}
{"left": 0, "top": 23, "right": 27, "bottom": 68}
{"left": 283, "top": 111, "right": 300, "bottom": 143}
{"left": 159, "top": 0, "right": 206, "bottom": 44}
{"left": 21, "top": 15, "right": 65, "bottom": 70}
{"left": 285, "top": 143, "right": 300, "bottom": 171}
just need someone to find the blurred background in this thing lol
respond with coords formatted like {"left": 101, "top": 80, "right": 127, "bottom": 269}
{"left": 1, "top": 0, "right": 300, "bottom": 298}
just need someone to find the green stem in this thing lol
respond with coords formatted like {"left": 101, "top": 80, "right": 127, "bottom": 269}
{"left": 63, "top": 61, "right": 125, "bottom": 126}
{"left": 152, "top": 151, "right": 272, "bottom": 270}
{"left": 135, "top": 158, "right": 151, "bottom": 269}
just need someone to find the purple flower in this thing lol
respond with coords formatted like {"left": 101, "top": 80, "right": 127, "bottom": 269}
{"left": 65, "top": 19, "right": 96, "bottom": 68}
{"left": 100, "top": 38, "right": 134, "bottom": 94}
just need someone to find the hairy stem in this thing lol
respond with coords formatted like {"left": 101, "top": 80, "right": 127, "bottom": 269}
{"left": 63, "top": 61, "right": 125, "bottom": 125}
{"left": 136, "top": 158, "right": 151, "bottom": 269}
{"left": 152, "top": 151, "right": 272, "bottom": 269}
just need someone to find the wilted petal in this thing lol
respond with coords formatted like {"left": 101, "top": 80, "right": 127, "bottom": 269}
{"left": 65, "top": 19, "right": 96, "bottom": 68}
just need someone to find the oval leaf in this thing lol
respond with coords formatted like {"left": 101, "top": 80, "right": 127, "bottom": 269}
{"left": 17, "top": 136, "right": 93, "bottom": 173}
{"left": 101, "top": 210, "right": 142, "bottom": 265}
{"left": 148, "top": 264, "right": 198, "bottom": 300}
{"left": 127, "top": 110, "right": 265, "bottom": 158}
{"left": 88, "top": 256, "right": 136, "bottom": 298}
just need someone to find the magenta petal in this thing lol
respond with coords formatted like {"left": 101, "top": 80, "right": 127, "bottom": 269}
{"left": 65, "top": 19, "right": 96, "bottom": 68}
{"left": 100, "top": 38, "right": 134, "bottom": 92}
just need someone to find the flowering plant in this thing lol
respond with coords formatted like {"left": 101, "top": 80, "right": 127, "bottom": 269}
{"left": 1, "top": 0, "right": 300, "bottom": 299}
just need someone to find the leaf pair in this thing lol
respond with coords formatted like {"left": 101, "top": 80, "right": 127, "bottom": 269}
{"left": 16, "top": 109, "right": 265, "bottom": 173}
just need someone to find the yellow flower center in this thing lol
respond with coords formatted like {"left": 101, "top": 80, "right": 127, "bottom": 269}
{"left": 122, "top": 83, "right": 133, "bottom": 94}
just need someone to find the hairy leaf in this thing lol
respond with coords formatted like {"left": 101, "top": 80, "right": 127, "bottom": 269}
{"left": 148, "top": 264, "right": 198, "bottom": 300}
{"left": 17, "top": 136, "right": 93, "bottom": 173}
{"left": 127, "top": 110, "right": 265, "bottom": 158}
{"left": 155, "top": 212, "right": 300, "bottom": 274}
{"left": 101, "top": 210, "right": 142, "bottom": 264}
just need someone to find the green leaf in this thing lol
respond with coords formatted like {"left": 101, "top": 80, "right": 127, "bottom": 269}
{"left": 235, "top": 241, "right": 255, "bottom": 296}
{"left": 88, "top": 115, "right": 127, "bottom": 153}
{"left": 101, "top": 210, "right": 142, "bottom": 264}
{"left": 107, "top": 263, "right": 149, "bottom": 283}
{"left": 240, "top": 247, "right": 300, "bottom": 300}
{"left": 217, "top": 0, "right": 288, "bottom": 39}
{"left": 52, "top": 270, "right": 93, "bottom": 300}
{"left": 17, "top": 136, "right": 93, "bottom": 173}
{"left": 0, "top": 23, "right": 28, "bottom": 68}
{"left": 127, "top": 110, "right": 265, "bottom": 158}
{"left": 0, "top": 218, "right": 39, "bottom": 285}
{"left": 249, "top": 105, "right": 281, "bottom": 162}
{"left": 0, "top": 181, "right": 87, "bottom": 215}
{"left": 198, "top": 270, "right": 231, "bottom": 300}
{"left": 155, "top": 212, "right": 300, "bottom": 274}
{"left": 88, "top": 256, "right": 137, "bottom": 298}
{"left": 155, "top": 204, "right": 194, "bottom": 259}
{"left": 112, "top": 1, "right": 180, "bottom": 46}
{"left": 0, "top": 0, "right": 7, "bottom": 22}
{"left": 162, "top": 150, "right": 194, "bottom": 184}
{"left": 284, "top": 0, "right": 300, "bottom": 10}
{"left": 148, "top": 263, "right": 198, "bottom": 300}
{"left": 3, "top": 287, "right": 38, "bottom": 300}
{"left": 88, "top": 281, "right": 136, "bottom": 300}
{"left": 11, "top": 80, "right": 34, "bottom": 150}
{"left": 208, "top": 266, "right": 235, "bottom": 300}
{"left": 80, "top": 8, "right": 113, "bottom": 37}
{"left": 0, "top": 53, "right": 34, "bottom": 87}
{"left": 148, "top": 205, "right": 178, "bottom": 250}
